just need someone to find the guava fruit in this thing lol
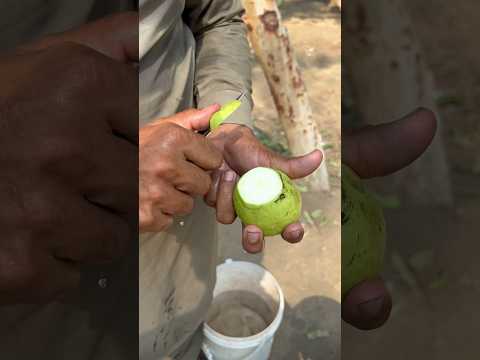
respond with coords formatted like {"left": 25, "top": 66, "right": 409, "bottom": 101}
{"left": 233, "top": 167, "right": 301, "bottom": 236}
{"left": 342, "top": 164, "right": 386, "bottom": 299}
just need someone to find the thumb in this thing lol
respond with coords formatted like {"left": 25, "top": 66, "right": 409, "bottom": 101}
{"left": 271, "top": 149, "right": 323, "bottom": 179}
{"left": 342, "top": 278, "right": 392, "bottom": 330}
{"left": 342, "top": 108, "right": 437, "bottom": 179}
{"left": 168, "top": 104, "right": 221, "bottom": 131}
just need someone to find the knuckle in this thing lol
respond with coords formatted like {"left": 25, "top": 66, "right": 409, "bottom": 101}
{"left": 164, "top": 196, "right": 193, "bottom": 216}
{"left": 200, "top": 175, "right": 213, "bottom": 195}
{"left": 182, "top": 173, "right": 211, "bottom": 196}
{"left": 154, "top": 160, "right": 175, "bottom": 178}
{"left": 217, "top": 211, "right": 235, "bottom": 225}
{"left": 142, "top": 213, "right": 172, "bottom": 232}
{"left": 162, "top": 124, "right": 189, "bottom": 146}
{"left": 140, "top": 212, "right": 154, "bottom": 230}
{"left": 204, "top": 195, "right": 216, "bottom": 208}
{"left": 211, "top": 150, "right": 223, "bottom": 169}
{"left": 140, "top": 204, "right": 164, "bottom": 233}
{"left": 147, "top": 185, "right": 165, "bottom": 203}
{"left": 54, "top": 43, "right": 108, "bottom": 89}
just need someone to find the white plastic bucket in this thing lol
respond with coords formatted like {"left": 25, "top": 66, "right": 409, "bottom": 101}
{"left": 202, "top": 259, "right": 285, "bottom": 360}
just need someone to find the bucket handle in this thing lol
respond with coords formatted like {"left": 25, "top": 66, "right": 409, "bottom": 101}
{"left": 201, "top": 344, "right": 214, "bottom": 360}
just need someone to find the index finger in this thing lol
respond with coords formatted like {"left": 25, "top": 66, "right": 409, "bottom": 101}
{"left": 182, "top": 132, "right": 223, "bottom": 171}
{"left": 36, "top": 43, "right": 139, "bottom": 145}
{"left": 65, "top": 45, "right": 138, "bottom": 145}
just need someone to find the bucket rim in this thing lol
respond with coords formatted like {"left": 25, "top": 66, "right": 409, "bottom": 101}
{"left": 203, "top": 260, "right": 285, "bottom": 349}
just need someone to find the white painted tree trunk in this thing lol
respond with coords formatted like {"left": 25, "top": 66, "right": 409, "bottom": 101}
{"left": 243, "top": 0, "right": 330, "bottom": 192}
{"left": 343, "top": 0, "right": 452, "bottom": 205}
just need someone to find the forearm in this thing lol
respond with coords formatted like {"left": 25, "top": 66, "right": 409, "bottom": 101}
{"left": 185, "top": 0, "right": 253, "bottom": 127}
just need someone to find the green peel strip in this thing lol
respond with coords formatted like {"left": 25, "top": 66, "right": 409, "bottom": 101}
{"left": 209, "top": 100, "right": 242, "bottom": 130}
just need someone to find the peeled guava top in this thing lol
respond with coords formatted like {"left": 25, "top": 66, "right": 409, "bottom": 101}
{"left": 236, "top": 167, "right": 283, "bottom": 206}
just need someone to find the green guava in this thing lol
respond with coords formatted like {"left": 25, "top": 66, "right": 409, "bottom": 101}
{"left": 233, "top": 167, "right": 301, "bottom": 236}
{"left": 342, "top": 164, "right": 386, "bottom": 299}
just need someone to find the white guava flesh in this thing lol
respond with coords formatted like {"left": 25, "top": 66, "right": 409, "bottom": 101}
{"left": 233, "top": 167, "right": 301, "bottom": 236}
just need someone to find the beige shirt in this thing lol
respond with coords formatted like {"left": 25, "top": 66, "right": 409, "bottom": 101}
{"left": 139, "top": 1, "right": 252, "bottom": 359}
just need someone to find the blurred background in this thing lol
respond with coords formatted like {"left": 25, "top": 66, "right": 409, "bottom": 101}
{"left": 219, "top": 1, "right": 340, "bottom": 359}
{"left": 343, "top": 1, "right": 480, "bottom": 359}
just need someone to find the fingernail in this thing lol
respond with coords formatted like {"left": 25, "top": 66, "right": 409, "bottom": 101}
{"left": 247, "top": 231, "right": 261, "bottom": 245}
{"left": 224, "top": 171, "right": 236, "bottom": 182}
{"left": 289, "top": 230, "right": 303, "bottom": 240}
{"left": 357, "top": 296, "right": 385, "bottom": 319}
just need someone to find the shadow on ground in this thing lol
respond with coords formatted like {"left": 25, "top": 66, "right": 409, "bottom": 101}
{"left": 273, "top": 296, "right": 340, "bottom": 360}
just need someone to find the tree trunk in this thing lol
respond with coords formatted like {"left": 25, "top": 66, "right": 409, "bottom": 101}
{"left": 330, "top": 0, "right": 341, "bottom": 10}
{"left": 242, "top": 0, "right": 330, "bottom": 192}
{"left": 343, "top": 0, "right": 453, "bottom": 206}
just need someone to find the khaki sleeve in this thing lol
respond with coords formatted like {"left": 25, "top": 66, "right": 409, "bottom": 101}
{"left": 184, "top": 0, "right": 253, "bottom": 128}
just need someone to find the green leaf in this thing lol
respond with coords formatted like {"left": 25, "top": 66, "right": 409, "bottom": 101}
{"left": 435, "top": 94, "right": 463, "bottom": 107}
{"left": 303, "top": 211, "right": 315, "bottom": 226}
{"left": 253, "top": 127, "right": 291, "bottom": 156}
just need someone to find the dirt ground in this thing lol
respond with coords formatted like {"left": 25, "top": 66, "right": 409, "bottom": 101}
{"left": 218, "top": 1, "right": 341, "bottom": 359}
{"left": 342, "top": 1, "right": 480, "bottom": 359}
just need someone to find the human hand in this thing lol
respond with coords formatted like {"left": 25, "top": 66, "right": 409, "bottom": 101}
{"left": 0, "top": 13, "right": 137, "bottom": 305}
{"left": 341, "top": 108, "right": 437, "bottom": 330}
{"left": 20, "top": 12, "right": 138, "bottom": 63}
{"left": 205, "top": 124, "right": 323, "bottom": 253}
{"left": 139, "top": 105, "right": 223, "bottom": 233}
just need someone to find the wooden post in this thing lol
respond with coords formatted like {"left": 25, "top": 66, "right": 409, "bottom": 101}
{"left": 343, "top": 0, "right": 453, "bottom": 205}
{"left": 242, "top": 0, "right": 330, "bottom": 192}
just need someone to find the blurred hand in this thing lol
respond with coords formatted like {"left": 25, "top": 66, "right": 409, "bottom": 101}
{"left": 341, "top": 108, "right": 437, "bottom": 330}
{"left": 139, "top": 105, "right": 223, "bottom": 232}
{"left": 0, "top": 13, "right": 138, "bottom": 305}
{"left": 20, "top": 12, "right": 138, "bottom": 63}
{"left": 206, "top": 124, "right": 323, "bottom": 253}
